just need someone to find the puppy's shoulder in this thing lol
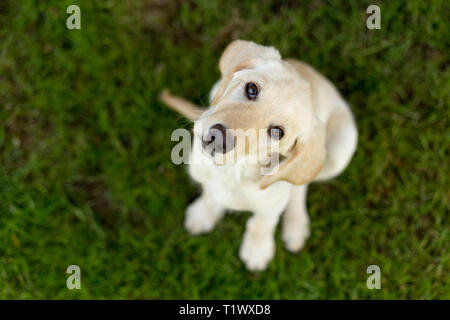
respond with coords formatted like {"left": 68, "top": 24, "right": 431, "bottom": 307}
{"left": 285, "top": 58, "right": 348, "bottom": 121}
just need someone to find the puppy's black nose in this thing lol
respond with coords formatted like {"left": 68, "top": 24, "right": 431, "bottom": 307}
{"left": 202, "top": 123, "right": 235, "bottom": 155}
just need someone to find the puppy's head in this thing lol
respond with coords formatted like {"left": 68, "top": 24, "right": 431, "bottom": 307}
{"left": 194, "top": 40, "right": 325, "bottom": 189}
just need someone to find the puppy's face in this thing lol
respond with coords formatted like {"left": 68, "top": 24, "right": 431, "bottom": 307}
{"left": 195, "top": 59, "right": 314, "bottom": 161}
{"left": 194, "top": 40, "right": 326, "bottom": 189}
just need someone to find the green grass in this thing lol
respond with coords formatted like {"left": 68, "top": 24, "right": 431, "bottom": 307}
{"left": 0, "top": 0, "right": 448, "bottom": 299}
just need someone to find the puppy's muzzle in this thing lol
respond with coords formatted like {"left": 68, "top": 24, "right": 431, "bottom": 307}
{"left": 202, "top": 123, "right": 235, "bottom": 156}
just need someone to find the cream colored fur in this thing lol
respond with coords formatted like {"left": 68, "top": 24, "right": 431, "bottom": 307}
{"left": 161, "top": 40, "right": 357, "bottom": 271}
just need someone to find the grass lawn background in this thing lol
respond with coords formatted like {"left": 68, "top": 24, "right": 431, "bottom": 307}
{"left": 0, "top": 0, "right": 448, "bottom": 299}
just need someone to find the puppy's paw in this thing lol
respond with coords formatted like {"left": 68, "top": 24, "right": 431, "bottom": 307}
{"left": 184, "top": 198, "right": 223, "bottom": 235}
{"left": 282, "top": 220, "right": 310, "bottom": 253}
{"left": 239, "top": 233, "right": 275, "bottom": 271}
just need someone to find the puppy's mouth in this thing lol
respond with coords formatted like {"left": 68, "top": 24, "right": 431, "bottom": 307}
{"left": 200, "top": 139, "right": 286, "bottom": 168}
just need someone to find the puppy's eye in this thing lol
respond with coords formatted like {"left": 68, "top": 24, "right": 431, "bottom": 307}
{"left": 268, "top": 126, "right": 284, "bottom": 140}
{"left": 245, "top": 82, "right": 259, "bottom": 100}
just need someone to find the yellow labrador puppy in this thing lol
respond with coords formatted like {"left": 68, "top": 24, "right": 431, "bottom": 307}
{"left": 161, "top": 40, "right": 357, "bottom": 271}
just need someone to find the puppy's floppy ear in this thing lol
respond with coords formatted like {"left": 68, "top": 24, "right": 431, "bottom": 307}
{"left": 259, "top": 120, "right": 326, "bottom": 189}
{"left": 219, "top": 40, "right": 281, "bottom": 76}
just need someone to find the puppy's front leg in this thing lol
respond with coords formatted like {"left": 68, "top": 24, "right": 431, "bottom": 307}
{"left": 239, "top": 210, "right": 282, "bottom": 271}
{"left": 282, "top": 185, "right": 310, "bottom": 252}
{"left": 185, "top": 191, "right": 225, "bottom": 235}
